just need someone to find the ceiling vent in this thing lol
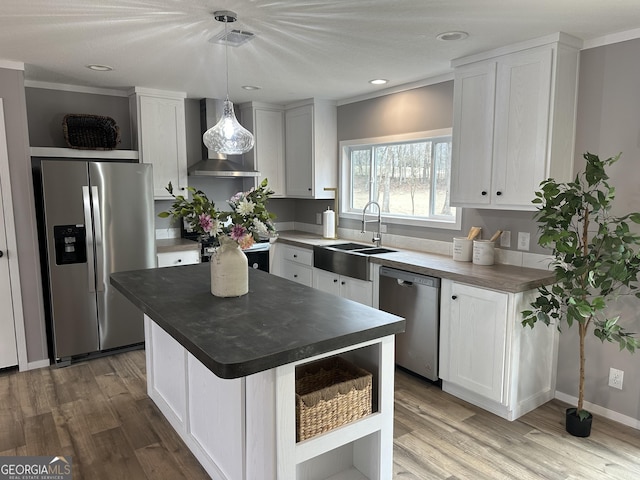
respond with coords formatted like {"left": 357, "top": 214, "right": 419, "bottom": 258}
{"left": 209, "top": 29, "right": 255, "bottom": 47}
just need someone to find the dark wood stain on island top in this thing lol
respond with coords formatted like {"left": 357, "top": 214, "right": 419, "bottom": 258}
{"left": 110, "top": 264, "right": 405, "bottom": 379}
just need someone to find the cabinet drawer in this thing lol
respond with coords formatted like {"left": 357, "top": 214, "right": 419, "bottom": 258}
{"left": 280, "top": 245, "right": 313, "bottom": 266}
{"left": 282, "top": 262, "right": 313, "bottom": 287}
{"left": 157, "top": 250, "right": 200, "bottom": 268}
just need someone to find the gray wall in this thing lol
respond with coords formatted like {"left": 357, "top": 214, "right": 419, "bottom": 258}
{"left": 0, "top": 69, "right": 48, "bottom": 363}
{"left": 555, "top": 38, "right": 640, "bottom": 421}
{"left": 25, "top": 88, "right": 132, "bottom": 149}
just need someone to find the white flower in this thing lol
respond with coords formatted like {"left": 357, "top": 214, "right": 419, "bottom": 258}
{"left": 210, "top": 219, "right": 223, "bottom": 237}
{"left": 236, "top": 199, "right": 255, "bottom": 215}
{"left": 253, "top": 217, "right": 268, "bottom": 234}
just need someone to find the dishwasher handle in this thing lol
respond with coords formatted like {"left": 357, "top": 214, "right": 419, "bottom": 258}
{"left": 379, "top": 266, "right": 440, "bottom": 288}
{"left": 397, "top": 279, "right": 414, "bottom": 287}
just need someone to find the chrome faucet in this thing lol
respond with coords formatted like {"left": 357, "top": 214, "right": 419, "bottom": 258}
{"left": 361, "top": 201, "right": 382, "bottom": 247}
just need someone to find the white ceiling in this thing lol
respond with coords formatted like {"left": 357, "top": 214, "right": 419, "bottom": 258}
{"left": 1, "top": 0, "right": 640, "bottom": 104}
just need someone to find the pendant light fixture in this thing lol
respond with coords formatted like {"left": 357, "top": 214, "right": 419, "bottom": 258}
{"left": 203, "top": 10, "right": 254, "bottom": 155}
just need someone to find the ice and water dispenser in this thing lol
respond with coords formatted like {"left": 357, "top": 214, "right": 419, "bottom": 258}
{"left": 53, "top": 225, "right": 87, "bottom": 265}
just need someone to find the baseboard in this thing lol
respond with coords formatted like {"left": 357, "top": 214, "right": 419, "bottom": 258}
{"left": 554, "top": 391, "right": 640, "bottom": 430}
{"left": 23, "top": 359, "right": 51, "bottom": 371}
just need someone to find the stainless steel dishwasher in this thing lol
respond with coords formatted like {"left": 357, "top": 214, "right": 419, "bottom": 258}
{"left": 379, "top": 266, "right": 440, "bottom": 381}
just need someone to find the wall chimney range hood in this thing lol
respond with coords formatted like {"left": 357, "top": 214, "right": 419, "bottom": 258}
{"left": 188, "top": 98, "right": 260, "bottom": 177}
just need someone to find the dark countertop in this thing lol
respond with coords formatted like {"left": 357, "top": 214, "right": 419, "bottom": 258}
{"left": 275, "top": 231, "right": 555, "bottom": 293}
{"left": 111, "top": 264, "right": 405, "bottom": 379}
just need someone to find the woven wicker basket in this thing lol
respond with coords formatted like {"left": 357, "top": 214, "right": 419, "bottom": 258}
{"left": 63, "top": 114, "right": 121, "bottom": 150}
{"left": 295, "top": 356, "right": 372, "bottom": 442}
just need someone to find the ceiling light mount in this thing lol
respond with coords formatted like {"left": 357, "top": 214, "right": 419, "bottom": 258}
{"left": 213, "top": 11, "right": 237, "bottom": 24}
{"left": 203, "top": 10, "right": 254, "bottom": 155}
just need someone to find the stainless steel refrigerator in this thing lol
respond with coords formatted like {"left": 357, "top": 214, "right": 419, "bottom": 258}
{"left": 39, "top": 160, "right": 155, "bottom": 364}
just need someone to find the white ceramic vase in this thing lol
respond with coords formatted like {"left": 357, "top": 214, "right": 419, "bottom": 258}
{"left": 210, "top": 236, "right": 249, "bottom": 297}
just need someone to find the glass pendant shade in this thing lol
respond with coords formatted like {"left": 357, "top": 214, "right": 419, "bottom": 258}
{"left": 203, "top": 99, "right": 254, "bottom": 155}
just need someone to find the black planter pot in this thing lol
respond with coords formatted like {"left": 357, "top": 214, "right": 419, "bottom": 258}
{"left": 565, "top": 408, "right": 593, "bottom": 437}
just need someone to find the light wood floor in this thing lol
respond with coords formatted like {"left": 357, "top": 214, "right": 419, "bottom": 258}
{"left": 1, "top": 350, "right": 639, "bottom": 479}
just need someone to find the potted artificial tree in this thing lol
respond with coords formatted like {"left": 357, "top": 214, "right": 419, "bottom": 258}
{"left": 522, "top": 152, "right": 640, "bottom": 437}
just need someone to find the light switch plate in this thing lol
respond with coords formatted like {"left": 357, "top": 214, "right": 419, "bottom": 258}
{"left": 517, "top": 232, "right": 530, "bottom": 251}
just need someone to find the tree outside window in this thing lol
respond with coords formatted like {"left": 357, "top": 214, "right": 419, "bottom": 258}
{"left": 347, "top": 134, "right": 455, "bottom": 223}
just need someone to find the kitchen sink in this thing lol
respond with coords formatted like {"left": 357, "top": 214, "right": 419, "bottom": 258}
{"left": 325, "top": 242, "right": 370, "bottom": 251}
{"left": 355, "top": 247, "right": 396, "bottom": 255}
{"left": 313, "top": 243, "right": 397, "bottom": 280}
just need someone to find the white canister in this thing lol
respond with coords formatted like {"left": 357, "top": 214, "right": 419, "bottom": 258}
{"left": 473, "top": 240, "right": 495, "bottom": 266}
{"left": 452, "top": 237, "right": 473, "bottom": 261}
{"left": 322, "top": 207, "right": 336, "bottom": 239}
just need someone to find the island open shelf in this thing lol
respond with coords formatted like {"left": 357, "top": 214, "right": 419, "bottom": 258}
{"left": 111, "top": 265, "right": 404, "bottom": 479}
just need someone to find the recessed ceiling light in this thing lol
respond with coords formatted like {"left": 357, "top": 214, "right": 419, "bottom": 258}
{"left": 369, "top": 79, "right": 388, "bottom": 85}
{"left": 86, "top": 64, "right": 113, "bottom": 72}
{"left": 436, "top": 31, "right": 469, "bottom": 42}
{"left": 242, "top": 85, "right": 261, "bottom": 90}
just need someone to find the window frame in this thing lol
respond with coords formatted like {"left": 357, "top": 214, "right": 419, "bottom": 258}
{"left": 339, "top": 129, "right": 461, "bottom": 230}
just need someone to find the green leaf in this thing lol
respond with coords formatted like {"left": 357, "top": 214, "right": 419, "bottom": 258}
{"left": 577, "top": 409, "right": 592, "bottom": 421}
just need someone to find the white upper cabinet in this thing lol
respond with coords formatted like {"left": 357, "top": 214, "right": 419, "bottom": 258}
{"left": 240, "top": 102, "right": 285, "bottom": 196}
{"left": 450, "top": 33, "right": 581, "bottom": 210}
{"left": 129, "top": 88, "right": 188, "bottom": 200}
{"left": 284, "top": 99, "right": 337, "bottom": 199}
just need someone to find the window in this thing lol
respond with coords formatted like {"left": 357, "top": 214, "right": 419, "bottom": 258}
{"left": 340, "top": 129, "right": 458, "bottom": 228}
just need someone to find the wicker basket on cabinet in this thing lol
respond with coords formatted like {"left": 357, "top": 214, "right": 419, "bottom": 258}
{"left": 295, "top": 356, "right": 372, "bottom": 442}
{"left": 62, "top": 114, "right": 121, "bottom": 150}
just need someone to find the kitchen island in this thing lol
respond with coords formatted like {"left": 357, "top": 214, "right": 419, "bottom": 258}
{"left": 111, "top": 264, "right": 405, "bottom": 480}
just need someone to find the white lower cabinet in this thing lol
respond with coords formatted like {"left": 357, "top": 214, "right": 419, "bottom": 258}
{"left": 145, "top": 315, "right": 395, "bottom": 479}
{"left": 271, "top": 244, "right": 314, "bottom": 287}
{"left": 156, "top": 250, "right": 200, "bottom": 268}
{"left": 313, "top": 268, "right": 373, "bottom": 307}
{"left": 439, "top": 279, "right": 558, "bottom": 420}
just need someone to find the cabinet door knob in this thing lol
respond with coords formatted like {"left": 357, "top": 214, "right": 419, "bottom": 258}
{"left": 481, "top": 191, "right": 487, "bottom": 196}
{"left": 293, "top": 274, "right": 298, "bottom": 278}
{"left": 451, "top": 295, "right": 457, "bottom": 300}
{"left": 341, "top": 281, "right": 346, "bottom": 285}
{"left": 0, "top": 250, "right": 4, "bottom": 258}
{"left": 496, "top": 191, "right": 502, "bottom": 196}
{"left": 293, "top": 254, "right": 297, "bottom": 258}
{"left": 308, "top": 188, "right": 312, "bottom": 191}
{"left": 333, "top": 279, "right": 338, "bottom": 283}
{"left": 177, "top": 259, "right": 182, "bottom": 263}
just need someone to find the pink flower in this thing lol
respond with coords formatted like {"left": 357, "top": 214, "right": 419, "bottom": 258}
{"left": 230, "top": 224, "right": 246, "bottom": 240}
{"left": 238, "top": 234, "right": 255, "bottom": 250}
{"left": 198, "top": 213, "right": 214, "bottom": 233}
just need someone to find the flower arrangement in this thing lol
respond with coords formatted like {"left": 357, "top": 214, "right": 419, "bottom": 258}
{"left": 158, "top": 179, "right": 277, "bottom": 250}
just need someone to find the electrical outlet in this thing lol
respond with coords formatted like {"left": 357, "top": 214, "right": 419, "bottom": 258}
{"left": 500, "top": 230, "right": 511, "bottom": 248}
{"left": 609, "top": 367, "right": 624, "bottom": 389}
{"left": 316, "top": 213, "right": 322, "bottom": 225}
{"left": 517, "top": 232, "right": 530, "bottom": 251}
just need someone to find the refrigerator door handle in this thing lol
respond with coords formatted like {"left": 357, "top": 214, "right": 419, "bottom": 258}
{"left": 82, "top": 186, "right": 96, "bottom": 293}
{"left": 91, "top": 185, "right": 105, "bottom": 292}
